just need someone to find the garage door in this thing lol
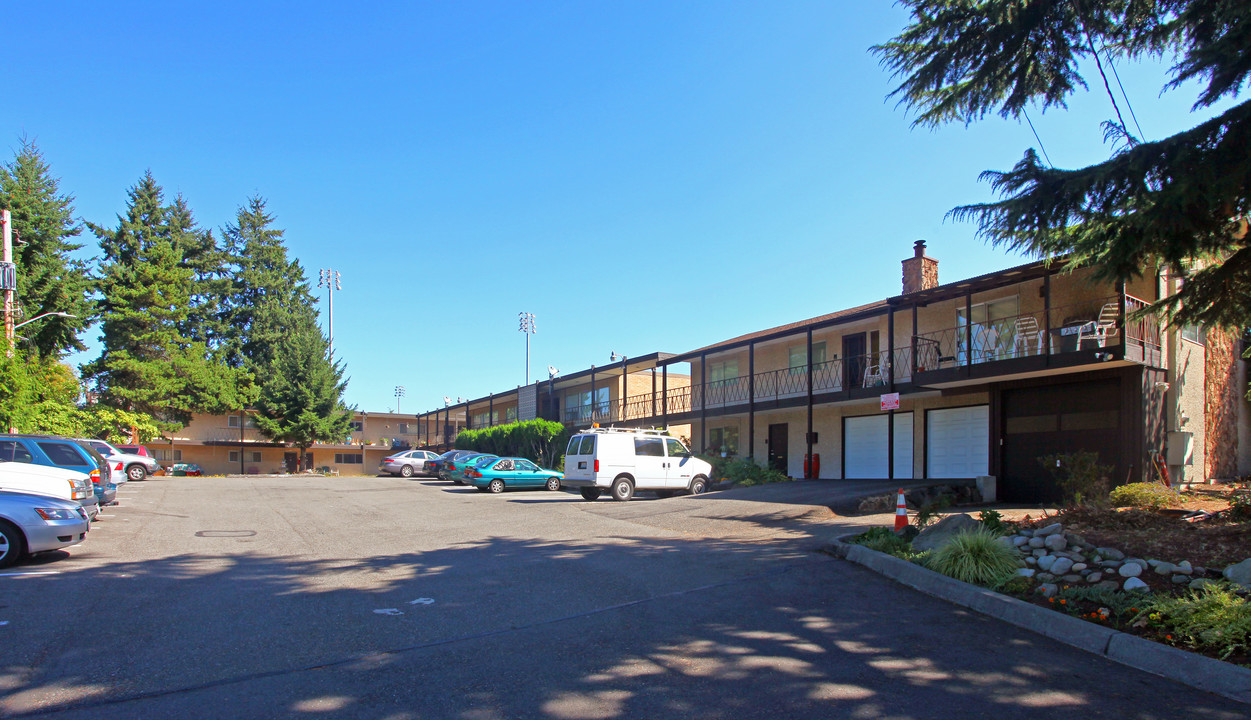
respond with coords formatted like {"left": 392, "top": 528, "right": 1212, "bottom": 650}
{"left": 843, "top": 413, "right": 913, "bottom": 479}
{"left": 927, "top": 406, "right": 988, "bottom": 479}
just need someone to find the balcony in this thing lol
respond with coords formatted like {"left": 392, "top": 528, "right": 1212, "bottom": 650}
{"left": 558, "top": 295, "right": 1161, "bottom": 427}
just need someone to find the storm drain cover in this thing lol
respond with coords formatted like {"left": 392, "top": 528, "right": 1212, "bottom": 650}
{"left": 194, "top": 530, "right": 257, "bottom": 538}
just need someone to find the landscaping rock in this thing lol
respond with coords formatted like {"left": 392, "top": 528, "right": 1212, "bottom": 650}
{"left": 1051, "top": 557, "right": 1074, "bottom": 575}
{"left": 1067, "top": 533, "right": 1087, "bottom": 546}
{"left": 1087, "top": 572, "right": 1103, "bottom": 583}
{"left": 1012, "top": 535, "right": 1028, "bottom": 547}
{"left": 994, "top": 536, "right": 1015, "bottom": 550}
{"left": 1024, "top": 556, "right": 1037, "bottom": 566}
{"left": 1118, "top": 563, "right": 1142, "bottom": 578}
{"left": 1097, "top": 547, "right": 1125, "bottom": 561}
{"left": 1123, "top": 577, "right": 1150, "bottom": 593}
{"left": 1016, "top": 568, "right": 1036, "bottom": 578}
{"left": 1223, "top": 558, "right": 1251, "bottom": 588}
{"left": 1037, "top": 555, "right": 1057, "bottom": 572}
{"left": 1171, "top": 575, "right": 1191, "bottom": 584}
{"left": 1035, "top": 523, "right": 1063, "bottom": 537}
{"left": 1062, "top": 574, "right": 1083, "bottom": 583}
{"left": 1018, "top": 529, "right": 1034, "bottom": 537}
{"left": 1032, "top": 549, "right": 1047, "bottom": 558}
{"left": 1096, "top": 580, "right": 1120, "bottom": 591}
{"left": 911, "top": 513, "right": 981, "bottom": 553}
{"left": 1124, "top": 558, "right": 1149, "bottom": 570}
{"left": 1175, "top": 560, "right": 1193, "bottom": 575}
{"left": 1190, "top": 578, "right": 1217, "bottom": 591}
{"left": 1028, "top": 536, "right": 1046, "bottom": 549}
{"left": 1152, "top": 562, "right": 1177, "bottom": 576}
{"left": 1044, "top": 534, "right": 1067, "bottom": 551}
{"left": 1071, "top": 562, "right": 1087, "bottom": 573}
{"left": 1035, "top": 572, "right": 1056, "bottom": 583}
{"left": 1035, "top": 583, "right": 1058, "bottom": 598}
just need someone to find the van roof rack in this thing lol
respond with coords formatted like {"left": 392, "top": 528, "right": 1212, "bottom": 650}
{"left": 582, "top": 426, "right": 670, "bottom": 435}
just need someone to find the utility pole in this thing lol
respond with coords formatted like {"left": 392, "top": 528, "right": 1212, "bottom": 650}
{"left": 395, "top": 385, "right": 405, "bottom": 414}
{"left": 1, "top": 210, "right": 14, "bottom": 343}
{"left": 518, "top": 312, "right": 536, "bottom": 385}
{"left": 318, "top": 268, "right": 342, "bottom": 354}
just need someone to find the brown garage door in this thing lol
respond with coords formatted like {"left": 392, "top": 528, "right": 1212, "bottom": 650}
{"left": 1000, "top": 379, "right": 1120, "bottom": 503}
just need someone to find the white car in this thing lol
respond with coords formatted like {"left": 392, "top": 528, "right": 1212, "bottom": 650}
{"left": 560, "top": 427, "right": 712, "bottom": 502}
{"left": 0, "top": 461, "right": 98, "bottom": 520}
{"left": 78, "top": 438, "right": 159, "bottom": 482}
{"left": 0, "top": 490, "right": 89, "bottom": 568}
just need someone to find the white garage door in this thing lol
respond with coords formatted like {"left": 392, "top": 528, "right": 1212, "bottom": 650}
{"left": 927, "top": 406, "right": 989, "bottom": 479}
{"left": 843, "top": 413, "right": 913, "bottom": 479}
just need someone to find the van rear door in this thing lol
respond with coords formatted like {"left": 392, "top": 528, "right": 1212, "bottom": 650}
{"left": 564, "top": 435, "right": 594, "bottom": 481}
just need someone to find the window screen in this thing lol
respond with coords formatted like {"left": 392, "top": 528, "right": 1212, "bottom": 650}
{"left": 37, "top": 442, "right": 92, "bottom": 468}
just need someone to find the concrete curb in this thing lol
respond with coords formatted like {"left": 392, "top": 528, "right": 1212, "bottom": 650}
{"left": 828, "top": 535, "right": 1251, "bottom": 705}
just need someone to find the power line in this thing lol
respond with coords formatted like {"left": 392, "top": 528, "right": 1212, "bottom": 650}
{"left": 1105, "top": 54, "right": 1145, "bottom": 140}
{"left": 1023, "top": 109, "right": 1055, "bottom": 168}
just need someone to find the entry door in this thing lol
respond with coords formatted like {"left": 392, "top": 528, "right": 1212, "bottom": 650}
{"left": 767, "top": 423, "right": 788, "bottom": 473}
{"left": 843, "top": 333, "right": 867, "bottom": 389}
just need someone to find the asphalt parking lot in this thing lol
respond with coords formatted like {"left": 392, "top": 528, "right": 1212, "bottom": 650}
{"left": 0, "top": 475, "right": 1246, "bottom": 719}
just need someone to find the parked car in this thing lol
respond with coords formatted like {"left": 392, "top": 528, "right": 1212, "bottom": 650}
{"left": 437, "top": 451, "right": 485, "bottom": 482}
{"left": 78, "top": 438, "right": 159, "bottom": 482}
{"left": 447, "top": 453, "right": 498, "bottom": 485}
{"left": 0, "top": 489, "right": 90, "bottom": 568}
{"left": 425, "top": 450, "right": 461, "bottom": 477}
{"left": 0, "top": 435, "right": 104, "bottom": 518}
{"left": 114, "top": 444, "right": 153, "bottom": 458}
{"left": 561, "top": 427, "right": 711, "bottom": 502}
{"left": 466, "top": 457, "right": 563, "bottom": 493}
{"left": 379, "top": 449, "right": 439, "bottom": 477}
{"left": 0, "top": 460, "right": 97, "bottom": 521}
{"left": 71, "top": 442, "right": 118, "bottom": 508}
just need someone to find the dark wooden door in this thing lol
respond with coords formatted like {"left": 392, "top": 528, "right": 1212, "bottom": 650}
{"left": 843, "top": 333, "right": 867, "bottom": 389}
{"left": 767, "top": 423, "right": 788, "bottom": 473}
{"left": 1000, "top": 380, "right": 1121, "bottom": 503}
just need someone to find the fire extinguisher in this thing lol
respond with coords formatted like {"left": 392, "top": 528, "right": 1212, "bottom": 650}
{"left": 803, "top": 454, "right": 810, "bottom": 478}
{"left": 812, "top": 453, "right": 821, "bottom": 479}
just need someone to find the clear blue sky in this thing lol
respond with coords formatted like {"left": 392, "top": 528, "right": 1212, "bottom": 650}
{"left": 1, "top": 2, "right": 1232, "bottom": 414}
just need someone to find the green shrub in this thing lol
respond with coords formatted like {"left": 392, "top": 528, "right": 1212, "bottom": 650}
{"left": 978, "top": 509, "right": 1008, "bottom": 535}
{"left": 1135, "top": 584, "right": 1251, "bottom": 660}
{"left": 915, "top": 495, "right": 951, "bottom": 530}
{"left": 700, "top": 456, "right": 789, "bottom": 487}
{"left": 1039, "top": 451, "right": 1113, "bottom": 507}
{"left": 992, "top": 574, "right": 1033, "bottom": 595}
{"left": 1057, "top": 585, "right": 1142, "bottom": 618}
{"left": 455, "top": 419, "right": 573, "bottom": 468}
{"left": 849, "top": 527, "right": 911, "bottom": 556}
{"left": 926, "top": 528, "right": 1021, "bottom": 586}
{"left": 1228, "top": 492, "right": 1251, "bottom": 522}
{"left": 1109, "top": 482, "right": 1182, "bottom": 510}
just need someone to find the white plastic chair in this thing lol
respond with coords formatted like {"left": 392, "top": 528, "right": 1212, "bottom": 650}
{"left": 1012, "top": 316, "right": 1041, "bottom": 356}
{"left": 1077, "top": 302, "right": 1120, "bottom": 348}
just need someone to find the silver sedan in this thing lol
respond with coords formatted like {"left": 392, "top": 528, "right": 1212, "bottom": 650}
{"left": 379, "top": 450, "right": 439, "bottom": 478}
{"left": 0, "top": 490, "right": 90, "bottom": 568}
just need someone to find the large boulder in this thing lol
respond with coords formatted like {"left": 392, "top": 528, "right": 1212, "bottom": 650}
{"left": 911, "top": 513, "right": 981, "bottom": 553}
{"left": 1223, "top": 559, "right": 1251, "bottom": 590}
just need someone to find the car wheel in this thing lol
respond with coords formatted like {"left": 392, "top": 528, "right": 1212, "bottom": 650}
{"left": 127, "top": 464, "right": 148, "bottom": 482}
{"left": 0, "top": 520, "right": 25, "bottom": 569}
{"left": 488, "top": 479, "right": 505, "bottom": 494}
{"left": 400, "top": 464, "right": 414, "bottom": 478}
{"left": 610, "top": 476, "right": 635, "bottom": 502}
{"left": 579, "top": 487, "right": 602, "bottom": 501}
{"left": 545, "top": 477, "right": 561, "bottom": 492}
{"left": 689, "top": 475, "right": 708, "bottom": 495}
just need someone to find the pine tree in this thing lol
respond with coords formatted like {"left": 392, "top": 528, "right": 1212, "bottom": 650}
{"left": 86, "top": 173, "right": 254, "bottom": 424}
{"left": 167, "top": 194, "right": 231, "bottom": 349}
{"left": 0, "top": 141, "right": 93, "bottom": 357}
{"left": 220, "top": 196, "right": 319, "bottom": 369}
{"left": 252, "top": 309, "right": 352, "bottom": 472}
{"left": 875, "top": 1, "right": 1251, "bottom": 327}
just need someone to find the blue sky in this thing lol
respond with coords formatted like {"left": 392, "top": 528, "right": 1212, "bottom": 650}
{"left": 1, "top": 2, "right": 1233, "bottom": 413}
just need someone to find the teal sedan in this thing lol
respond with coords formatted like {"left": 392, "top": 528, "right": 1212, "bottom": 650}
{"left": 465, "top": 457, "right": 562, "bottom": 493}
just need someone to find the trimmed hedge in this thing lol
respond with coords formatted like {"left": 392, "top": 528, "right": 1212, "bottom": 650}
{"left": 454, "top": 419, "right": 573, "bottom": 469}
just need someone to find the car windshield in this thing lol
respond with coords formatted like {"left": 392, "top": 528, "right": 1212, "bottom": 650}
{"left": 471, "top": 456, "right": 498, "bottom": 467}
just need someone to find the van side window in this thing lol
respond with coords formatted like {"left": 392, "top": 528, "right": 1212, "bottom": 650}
{"left": 37, "top": 441, "right": 92, "bottom": 468}
{"left": 567, "top": 437, "right": 582, "bottom": 455}
{"left": 0, "top": 440, "right": 33, "bottom": 463}
{"left": 634, "top": 437, "right": 664, "bottom": 457}
{"left": 665, "top": 439, "right": 689, "bottom": 457}
{"left": 579, "top": 436, "right": 595, "bottom": 455}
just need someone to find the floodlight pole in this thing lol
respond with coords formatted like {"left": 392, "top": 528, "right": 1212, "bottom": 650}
{"left": 395, "top": 385, "right": 405, "bottom": 414}
{"left": 319, "top": 268, "right": 342, "bottom": 355}
{"left": 518, "top": 312, "right": 536, "bottom": 385}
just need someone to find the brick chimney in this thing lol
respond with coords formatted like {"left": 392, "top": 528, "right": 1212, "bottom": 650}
{"left": 901, "top": 240, "right": 938, "bottom": 294}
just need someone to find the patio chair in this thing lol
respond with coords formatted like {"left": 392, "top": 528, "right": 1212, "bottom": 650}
{"left": 1077, "top": 302, "right": 1120, "bottom": 348}
{"left": 862, "top": 351, "right": 888, "bottom": 387}
{"left": 1012, "top": 316, "right": 1042, "bottom": 356}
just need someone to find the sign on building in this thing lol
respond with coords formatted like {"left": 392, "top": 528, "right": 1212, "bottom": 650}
{"left": 880, "top": 392, "right": 900, "bottom": 411}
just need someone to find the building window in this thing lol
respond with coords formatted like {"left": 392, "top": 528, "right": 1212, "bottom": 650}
{"left": 251, "top": 451, "right": 262, "bottom": 463}
{"left": 399, "top": 422, "right": 413, "bottom": 434}
{"left": 155, "top": 449, "right": 183, "bottom": 462}
{"left": 349, "top": 420, "right": 364, "bottom": 432}
{"left": 709, "top": 427, "right": 739, "bottom": 456}
{"left": 228, "top": 415, "right": 258, "bottom": 429}
{"left": 505, "top": 406, "right": 518, "bottom": 422}
{"left": 1181, "top": 324, "right": 1205, "bottom": 345}
{"left": 335, "top": 453, "right": 363, "bottom": 464}
{"left": 708, "top": 360, "right": 739, "bottom": 387}
{"left": 228, "top": 451, "right": 240, "bottom": 462}
{"left": 788, "top": 342, "right": 826, "bottom": 373}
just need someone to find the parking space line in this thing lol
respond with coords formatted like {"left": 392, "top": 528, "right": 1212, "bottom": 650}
{"left": 0, "top": 571, "right": 60, "bottom": 577}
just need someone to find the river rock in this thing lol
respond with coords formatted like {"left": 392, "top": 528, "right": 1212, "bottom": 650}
{"left": 1024, "top": 556, "right": 1037, "bottom": 566}
{"left": 1124, "top": 558, "right": 1149, "bottom": 571}
{"left": 1032, "top": 549, "right": 1047, "bottom": 558}
{"left": 1172, "top": 575, "right": 1191, "bottom": 584}
{"left": 1190, "top": 578, "right": 1217, "bottom": 591}
{"left": 1035, "top": 583, "right": 1058, "bottom": 598}
{"left": 1223, "top": 559, "right": 1251, "bottom": 589}
{"left": 1035, "top": 572, "right": 1056, "bottom": 583}
{"left": 1035, "top": 523, "right": 1063, "bottom": 537}
{"left": 1028, "top": 536, "right": 1046, "bottom": 549}
{"left": 1153, "top": 562, "right": 1177, "bottom": 576}
{"left": 1012, "top": 536, "right": 1028, "bottom": 547}
{"left": 1097, "top": 547, "right": 1125, "bottom": 561}
{"left": 1175, "top": 561, "right": 1193, "bottom": 575}
{"left": 1062, "top": 574, "right": 1083, "bottom": 583}
{"left": 1087, "top": 572, "right": 1103, "bottom": 583}
{"left": 1051, "top": 557, "right": 1074, "bottom": 575}
{"left": 1123, "top": 577, "right": 1150, "bottom": 592}
{"left": 1037, "top": 555, "right": 1057, "bottom": 572}
{"left": 1017, "top": 568, "right": 1036, "bottom": 578}
{"left": 1071, "top": 562, "right": 1087, "bottom": 573}
{"left": 911, "top": 514, "right": 981, "bottom": 553}
{"left": 1044, "top": 534, "right": 1067, "bottom": 552}
{"left": 1118, "top": 563, "right": 1142, "bottom": 578}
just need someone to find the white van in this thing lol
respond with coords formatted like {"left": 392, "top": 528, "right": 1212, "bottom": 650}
{"left": 562, "top": 428, "right": 712, "bottom": 501}
{"left": 0, "top": 462, "right": 96, "bottom": 517}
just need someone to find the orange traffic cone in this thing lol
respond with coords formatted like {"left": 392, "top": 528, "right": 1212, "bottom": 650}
{"left": 894, "top": 488, "right": 908, "bottom": 532}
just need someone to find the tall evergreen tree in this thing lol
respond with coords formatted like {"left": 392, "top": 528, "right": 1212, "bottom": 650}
{"left": 875, "top": 1, "right": 1251, "bottom": 327}
{"left": 252, "top": 309, "right": 352, "bottom": 472}
{"left": 220, "top": 196, "right": 319, "bottom": 369}
{"left": 85, "top": 173, "right": 254, "bottom": 425}
{"left": 167, "top": 194, "right": 231, "bottom": 349}
{"left": 0, "top": 141, "right": 93, "bottom": 357}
